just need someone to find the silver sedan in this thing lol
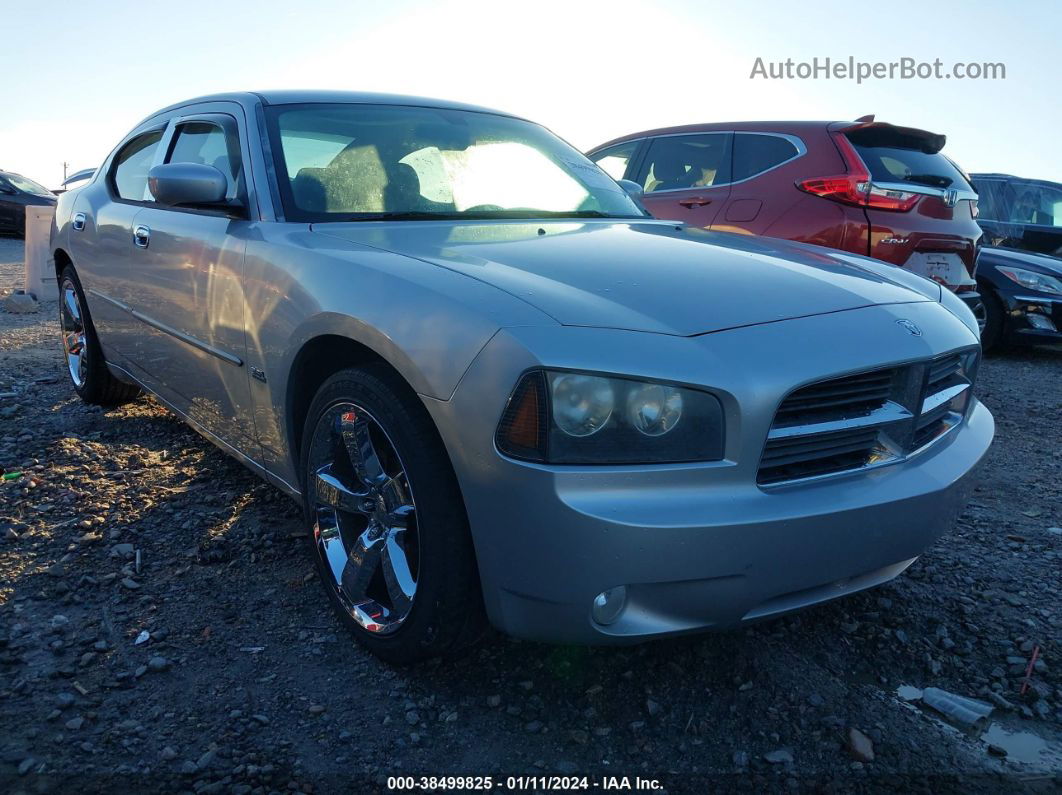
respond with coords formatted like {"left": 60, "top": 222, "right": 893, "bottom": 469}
{"left": 50, "top": 91, "right": 993, "bottom": 663}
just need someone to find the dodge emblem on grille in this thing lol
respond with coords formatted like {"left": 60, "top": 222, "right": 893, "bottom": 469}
{"left": 896, "top": 319, "right": 923, "bottom": 336}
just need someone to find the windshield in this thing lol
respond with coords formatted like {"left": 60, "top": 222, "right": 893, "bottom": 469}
{"left": 265, "top": 103, "right": 646, "bottom": 222}
{"left": 4, "top": 173, "right": 53, "bottom": 197}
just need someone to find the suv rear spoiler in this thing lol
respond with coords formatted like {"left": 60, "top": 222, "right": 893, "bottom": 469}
{"left": 831, "top": 121, "right": 946, "bottom": 155}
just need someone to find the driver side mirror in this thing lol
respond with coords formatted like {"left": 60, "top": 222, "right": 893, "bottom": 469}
{"left": 0, "top": 185, "right": 16, "bottom": 196}
{"left": 617, "top": 179, "right": 644, "bottom": 200}
{"left": 148, "top": 163, "right": 237, "bottom": 211}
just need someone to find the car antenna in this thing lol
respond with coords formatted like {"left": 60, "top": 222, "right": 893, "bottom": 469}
{"left": 855, "top": 114, "right": 875, "bottom": 122}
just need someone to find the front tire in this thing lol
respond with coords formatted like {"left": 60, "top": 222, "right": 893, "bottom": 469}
{"left": 59, "top": 265, "right": 141, "bottom": 405}
{"left": 300, "top": 365, "right": 485, "bottom": 664}
{"left": 979, "top": 286, "right": 1005, "bottom": 352}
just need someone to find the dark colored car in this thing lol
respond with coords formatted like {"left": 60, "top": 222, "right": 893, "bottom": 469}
{"left": 970, "top": 173, "right": 1062, "bottom": 259}
{"left": 0, "top": 170, "right": 57, "bottom": 235}
{"left": 588, "top": 118, "right": 984, "bottom": 317}
{"left": 975, "top": 246, "right": 1062, "bottom": 349}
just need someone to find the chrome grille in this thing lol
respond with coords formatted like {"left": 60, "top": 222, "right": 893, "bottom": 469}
{"left": 758, "top": 349, "right": 978, "bottom": 486}
{"left": 772, "top": 368, "right": 896, "bottom": 426}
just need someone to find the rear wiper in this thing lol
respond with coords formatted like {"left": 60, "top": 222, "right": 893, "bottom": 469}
{"left": 902, "top": 174, "right": 953, "bottom": 188}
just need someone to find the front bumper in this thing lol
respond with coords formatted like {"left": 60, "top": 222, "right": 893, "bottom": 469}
{"left": 999, "top": 291, "right": 1062, "bottom": 345}
{"left": 426, "top": 302, "right": 993, "bottom": 644}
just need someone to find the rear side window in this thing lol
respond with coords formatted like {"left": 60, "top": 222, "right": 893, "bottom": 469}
{"left": 732, "top": 133, "right": 800, "bottom": 182}
{"left": 975, "top": 179, "right": 1062, "bottom": 226}
{"left": 846, "top": 127, "right": 971, "bottom": 191}
{"left": 637, "top": 134, "right": 730, "bottom": 193}
{"left": 589, "top": 141, "right": 639, "bottom": 181}
{"left": 111, "top": 131, "right": 164, "bottom": 201}
{"left": 167, "top": 121, "right": 243, "bottom": 202}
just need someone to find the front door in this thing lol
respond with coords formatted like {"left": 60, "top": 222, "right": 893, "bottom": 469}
{"left": 127, "top": 114, "right": 255, "bottom": 450}
{"left": 634, "top": 133, "right": 733, "bottom": 229}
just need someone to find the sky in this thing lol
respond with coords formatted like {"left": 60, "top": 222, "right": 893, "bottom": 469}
{"left": 2, "top": 0, "right": 1058, "bottom": 189}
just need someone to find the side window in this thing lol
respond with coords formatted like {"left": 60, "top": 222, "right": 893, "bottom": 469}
{"left": 111, "top": 131, "right": 164, "bottom": 201}
{"left": 972, "top": 179, "right": 1009, "bottom": 221}
{"left": 1008, "top": 181, "right": 1062, "bottom": 227}
{"left": 732, "top": 133, "right": 800, "bottom": 182}
{"left": 589, "top": 141, "right": 639, "bottom": 181}
{"left": 166, "top": 121, "right": 242, "bottom": 201}
{"left": 636, "top": 134, "right": 730, "bottom": 193}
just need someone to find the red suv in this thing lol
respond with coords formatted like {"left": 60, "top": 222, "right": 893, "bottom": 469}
{"left": 588, "top": 118, "right": 983, "bottom": 317}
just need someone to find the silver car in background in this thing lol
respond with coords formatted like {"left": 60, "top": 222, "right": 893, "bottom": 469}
{"left": 51, "top": 92, "right": 993, "bottom": 663}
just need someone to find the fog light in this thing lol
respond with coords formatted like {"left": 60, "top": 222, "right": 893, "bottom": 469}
{"left": 1027, "top": 312, "right": 1057, "bottom": 331}
{"left": 591, "top": 586, "right": 628, "bottom": 625}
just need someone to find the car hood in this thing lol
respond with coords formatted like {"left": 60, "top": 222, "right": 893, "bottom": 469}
{"left": 979, "top": 246, "right": 1062, "bottom": 276}
{"left": 315, "top": 219, "right": 934, "bottom": 336}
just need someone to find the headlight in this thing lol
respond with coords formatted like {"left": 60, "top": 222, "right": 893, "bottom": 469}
{"left": 550, "top": 374, "right": 614, "bottom": 437}
{"left": 496, "top": 370, "right": 724, "bottom": 464}
{"left": 996, "top": 266, "right": 1062, "bottom": 295}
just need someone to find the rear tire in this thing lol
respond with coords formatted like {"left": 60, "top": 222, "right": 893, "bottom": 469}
{"left": 59, "top": 265, "right": 141, "bottom": 405}
{"left": 979, "top": 286, "right": 1005, "bottom": 353}
{"left": 300, "top": 364, "right": 485, "bottom": 664}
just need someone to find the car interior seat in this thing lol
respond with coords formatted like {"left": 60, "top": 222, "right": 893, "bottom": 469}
{"left": 292, "top": 168, "right": 329, "bottom": 213}
{"left": 650, "top": 155, "right": 692, "bottom": 192}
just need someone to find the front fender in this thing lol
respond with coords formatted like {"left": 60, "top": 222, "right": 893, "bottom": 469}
{"left": 243, "top": 224, "right": 557, "bottom": 486}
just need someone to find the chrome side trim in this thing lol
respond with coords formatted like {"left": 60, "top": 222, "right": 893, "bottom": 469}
{"left": 638, "top": 131, "right": 808, "bottom": 195}
{"left": 129, "top": 309, "right": 243, "bottom": 366}
{"left": 768, "top": 401, "right": 913, "bottom": 440}
{"left": 87, "top": 288, "right": 131, "bottom": 312}
{"left": 86, "top": 288, "right": 242, "bottom": 367}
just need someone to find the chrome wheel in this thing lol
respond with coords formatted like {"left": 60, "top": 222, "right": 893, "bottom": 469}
{"left": 309, "top": 402, "right": 419, "bottom": 634}
{"left": 60, "top": 278, "right": 88, "bottom": 387}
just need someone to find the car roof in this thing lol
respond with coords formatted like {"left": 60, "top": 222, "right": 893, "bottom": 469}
{"left": 971, "top": 172, "right": 1062, "bottom": 189}
{"left": 142, "top": 91, "right": 521, "bottom": 124}
{"left": 590, "top": 120, "right": 841, "bottom": 151}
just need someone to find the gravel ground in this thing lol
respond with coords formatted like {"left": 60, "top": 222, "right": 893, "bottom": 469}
{"left": 1, "top": 237, "right": 1060, "bottom": 793}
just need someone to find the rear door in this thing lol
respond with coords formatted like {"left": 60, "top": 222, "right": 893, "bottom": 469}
{"left": 127, "top": 112, "right": 255, "bottom": 449}
{"left": 713, "top": 132, "right": 806, "bottom": 236}
{"left": 844, "top": 124, "right": 981, "bottom": 287}
{"left": 633, "top": 133, "right": 732, "bottom": 229}
{"left": 70, "top": 127, "right": 168, "bottom": 363}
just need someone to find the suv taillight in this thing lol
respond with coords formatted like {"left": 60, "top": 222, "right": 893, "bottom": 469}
{"left": 796, "top": 132, "right": 920, "bottom": 212}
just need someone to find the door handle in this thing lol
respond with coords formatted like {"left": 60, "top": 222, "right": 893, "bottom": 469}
{"left": 72, "top": 212, "right": 86, "bottom": 231}
{"left": 133, "top": 224, "right": 150, "bottom": 248}
{"left": 678, "top": 197, "right": 713, "bottom": 208}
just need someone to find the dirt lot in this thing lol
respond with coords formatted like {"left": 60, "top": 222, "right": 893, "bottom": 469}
{"left": 1, "top": 237, "right": 1060, "bottom": 793}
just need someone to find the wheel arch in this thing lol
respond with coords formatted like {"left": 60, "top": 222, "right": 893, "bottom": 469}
{"left": 53, "top": 247, "right": 73, "bottom": 282}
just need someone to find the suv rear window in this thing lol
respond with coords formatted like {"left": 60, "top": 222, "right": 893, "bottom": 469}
{"left": 846, "top": 127, "right": 971, "bottom": 191}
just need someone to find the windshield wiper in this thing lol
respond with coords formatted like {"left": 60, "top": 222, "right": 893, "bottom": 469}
{"left": 339, "top": 209, "right": 646, "bottom": 222}
{"left": 342, "top": 211, "right": 469, "bottom": 222}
